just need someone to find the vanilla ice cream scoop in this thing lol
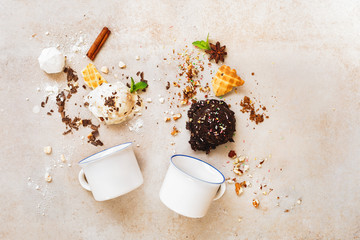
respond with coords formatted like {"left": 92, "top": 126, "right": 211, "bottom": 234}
{"left": 84, "top": 82, "right": 141, "bottom": 125}
{"left": 38, "top": 47, "right": 65, "bottom": 74}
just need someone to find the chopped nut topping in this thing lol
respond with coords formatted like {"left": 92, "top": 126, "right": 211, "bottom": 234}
{"left": 164, "top": 117, "right": 171, "bottom": 122}
{"left": 228, "top": 150, "right": 237, "bottom": 159}
{"left": 171, "top": 126, "right": 179, "bottom": 136}
{"left": 60, "top": 154, "right": 66, "bottom": 163}
{"left": 252, "top": 199, "right": 260, "bottom": 208}
{"left": 235, "top": 183, "right": 243, "bottom": 196}
{"left": 173, "top": 113, "right": 182, "bottom": 121}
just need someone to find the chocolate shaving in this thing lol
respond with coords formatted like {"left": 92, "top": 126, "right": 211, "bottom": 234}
{"left": 90, "top": 124, "right": 99, "bottom": 131}
{"left": 63, "top": 129, "right": 72, "bottom": 135}
{"left": 104, "top": 96, "right": 116, "bottom": 107}
{"left": 82, "top": 119, "right": 92, "bottom": 127}
{"left": 240, "top": 96, "right": 268, "bottom": 125}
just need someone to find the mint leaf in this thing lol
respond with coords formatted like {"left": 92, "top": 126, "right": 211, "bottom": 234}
{"left": 133, "top": 81, "right": 148, "bottom": 92}
{"left": 192, "top": 33, "right": 211, "bottom": 50}
{"left": 130, "top": 77, "right": 148, "bottom": 93}
{"left": 130, "top": 77, "right": 135, "bottom": 93}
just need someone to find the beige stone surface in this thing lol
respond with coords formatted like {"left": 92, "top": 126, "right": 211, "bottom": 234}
{"left": 1, "top": 0, "right": 360, "bottom": 239}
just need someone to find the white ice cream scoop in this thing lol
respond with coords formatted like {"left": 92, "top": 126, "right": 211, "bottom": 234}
{"left": 84, "top": 82, "right": 141, "bottom": 125}
{"left": 38, "top": 47, "right": 65, "bottom": 74}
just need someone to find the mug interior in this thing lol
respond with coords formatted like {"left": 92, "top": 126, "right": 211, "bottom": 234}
{"left": 79, "top": 142, "right": 132, "bottom": 165}
{"left": 171, "top": 154, "right": 225, "bottom": 184}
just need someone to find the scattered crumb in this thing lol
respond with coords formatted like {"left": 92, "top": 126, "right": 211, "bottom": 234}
{"left": 252, "top": 199, "right": 260, "bottom": 208}
{"left": 118, "top": 61, "right": 126, "bottom": 69}
{"left": 235, "top": 182, "right": 243, "bottom": 196}
{"left": 164, "top": 117, "right": 171, "bottom": 122}
{"left": 43, "top": 146, "right": 52, "bottom": 154}
{"left": 60, "top": 154, "right": 66, "bottom": 163}
{"left": 44, "top": 172, "right": 52, "bottom": 182}
{"left": 173, "top": 113, "right": 182, "bottom": 121}
{"left": 159, "top": 97, "right": 165, "bottom": 104}
{"left": 146, "top": 98, "right": 152, "bottom": 103}
{"left": 135, "top": 56, "right": 140, "bottom": 60}
{"left": 171, "top": 126, "right": 179, "bottom": 136}
{"left": 228, "top": 150, "right": 237, "bottom": 159}
{"left": 101, "top": 66, "right": 109, "bottom": 74}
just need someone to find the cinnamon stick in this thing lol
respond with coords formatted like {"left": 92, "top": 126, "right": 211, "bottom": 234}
{"left": 86, "top": 27, "right": 111, "bottom": 61}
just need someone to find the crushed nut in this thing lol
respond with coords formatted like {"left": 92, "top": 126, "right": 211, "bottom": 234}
{"left": 43, "top": 146, "right": 52, "bottom": 154}
{"left": 297, "top": 199, "right": 302, "bottom": 205}
{"left": 164, "top": 117, "right": 171, "bottom": 122}
{"left": 173, "top": 113, "right": 182, "bottom": 121}
{"left": 171, "top": 126, "right": 179, "bottom": 136}
{"left": 252, "top": 199, "right": 260, "bottom": 208}
{"left": 243, "top": 164, "right": 249, "bottom": 172}
{"left": 228, "top": 150, "right": 237, "bottom": 159}
{"left": 235, "top": 182, "right": 243, "bottom": 196}
{"left": 181, "top": 100, "right": 188, "bottom": 105}
{"left": 233, "top": 165, "right": 243, "bottom": 176}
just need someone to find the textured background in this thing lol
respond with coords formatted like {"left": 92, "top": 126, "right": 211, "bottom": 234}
{"left": 1, "top": 0, "right": 360, "bottom": 239}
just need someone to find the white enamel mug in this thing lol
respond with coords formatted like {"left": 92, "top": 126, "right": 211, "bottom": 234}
{"left": 159, "top": 154, "right": 226, "bottom": 218}
{"left": 78, "top": 142, "right": 143, "bottom": 201}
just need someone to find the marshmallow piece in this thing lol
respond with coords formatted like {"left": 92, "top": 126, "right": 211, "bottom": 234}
{"left": 38, "top": 47, "right": 65, "bottom": 74}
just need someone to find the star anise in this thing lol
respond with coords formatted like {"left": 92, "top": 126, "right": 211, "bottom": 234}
{"left": 205, "top": 41, "right": 227, "bottom": 63}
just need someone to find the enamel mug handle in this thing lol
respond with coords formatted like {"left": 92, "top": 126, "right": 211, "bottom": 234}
{"left": 78, "top": 169, "right": 91, "bottom": 191}
{"left": 213, "top": 182, "right": 226, "bottom": 201}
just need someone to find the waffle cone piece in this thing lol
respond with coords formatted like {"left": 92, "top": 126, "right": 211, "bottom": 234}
{"left": 81, "top": 63, "right": 107, "bottom": 89}
{"left": 212, "top": 65, "right": 244, "bottom": 96}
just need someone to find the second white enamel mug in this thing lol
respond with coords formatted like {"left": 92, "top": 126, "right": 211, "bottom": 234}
{"left": 78, "top": 142, "right": 143, "bottom": 201}
{"left": 159, "top": 154, "right": 226, "bottom": 218}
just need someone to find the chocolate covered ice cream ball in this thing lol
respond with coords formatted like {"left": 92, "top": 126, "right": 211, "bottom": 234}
{"left": 186, "top": 99, "right": 236, "bottom": 154}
